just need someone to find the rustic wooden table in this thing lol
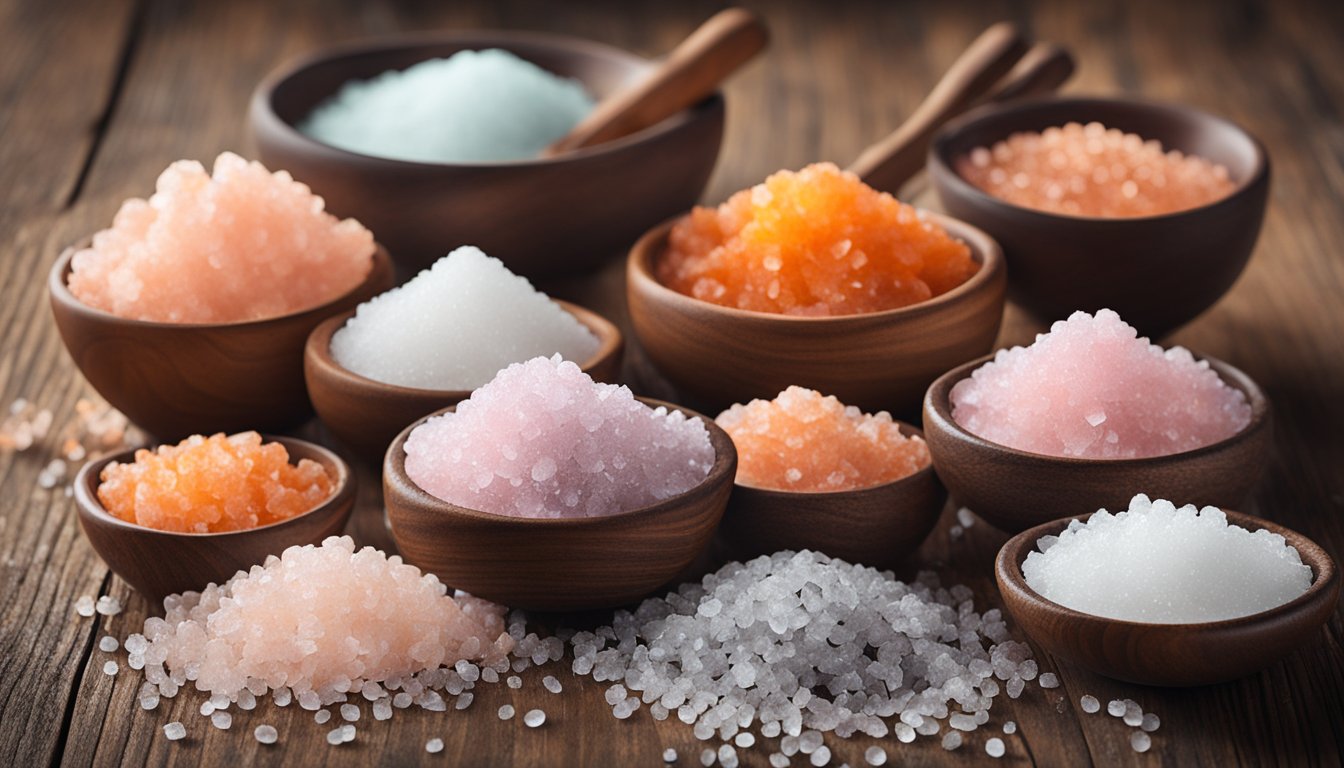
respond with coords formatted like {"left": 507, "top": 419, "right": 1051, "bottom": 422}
{"left": 3, "top": 0, "right": 1342, "bottom": 765}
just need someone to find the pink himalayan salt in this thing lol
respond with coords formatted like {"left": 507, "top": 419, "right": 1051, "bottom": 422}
{"left": 950, "top": 310, "right": 1251, "bottom": 459}
{"left": 69, "top": 152, "right": 374, "bottom": 323}
{"left": 405, "top": 355, "right": 715, "bottom": 518}
{"left": 125, "top": 536, "right": 512, "bottom": 702}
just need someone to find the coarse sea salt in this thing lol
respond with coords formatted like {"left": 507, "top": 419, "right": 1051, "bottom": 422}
{"left": 950, "top": 309, "right": 1251, "bottom": 459}
{"left": 1024, "top": 495, "right": 1312, "bottom": 622}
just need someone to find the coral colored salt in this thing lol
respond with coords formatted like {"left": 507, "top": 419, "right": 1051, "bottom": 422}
{"left": 956, "top": 122, "right": 1236, "bottom": 218}
{"left": 658, "top": 163, "right": 977, "bottom": 316}
{"left": 716, "top": 387, "right": 929, "bottom": 492}
{"left": 68, "top": 152, "right": 374, "bottom": 323}
{"left": 404, "top": 355, "right": 714, "bottom": 518}
{"left": 97, "top": 432, "right": 333, "bottom": 533}
{"left": 950, "top": 310, "right": 1251, "bottom": 459}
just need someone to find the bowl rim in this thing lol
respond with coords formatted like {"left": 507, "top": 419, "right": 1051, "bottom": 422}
{"left": 251, "top": 29, "right": 726, "bottom": 170}
{"left": 729, "top": 420, "right": 938, "bottom": 497}
{"left": 928, "top": 94, "right": 1271, "bottom": 225}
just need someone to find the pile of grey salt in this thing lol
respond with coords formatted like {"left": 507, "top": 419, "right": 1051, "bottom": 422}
{"left": 330, "top": 246, "right": 599, "bottom": 390}
{"left": 404, "top": 355, "right": 715, "bottom": 518}
{"left": 1024, "top": 494, "right": 1311, "bottom": 623}
{"left": 950, "top": 309, "right": 1251, "bottom": 459}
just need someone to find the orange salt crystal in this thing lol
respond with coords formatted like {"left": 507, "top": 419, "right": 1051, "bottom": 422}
{"left": 658, "top": 163, "right": 977, "bottom": 316}
{"left": 97, "top": 432, "right": 334, "bottom": 533}
{"left": 716, "top": 386, "right": 931, "bottom": 492}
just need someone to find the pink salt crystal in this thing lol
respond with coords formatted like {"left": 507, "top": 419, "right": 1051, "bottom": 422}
{"left": 68, "top": 152, "right": 374, "bottom": 323}
{"left": 950, "top": 310, "right": 1251, "bottom": 458}
{"left": 404, "top": 355, "right": 715, "bottom": 518}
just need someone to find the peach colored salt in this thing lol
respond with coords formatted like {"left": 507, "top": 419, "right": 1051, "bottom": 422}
{"left": 716, "top": 387, "right": 930, "bottom": 492}
{"left": 98, "top": 432, "right": 333, "bottom": 533}
{"left": 950, "top": 310, "right": 1251, "bottom": 459}
{"left": 68, "top": 152, "right": 374, "bottom": 323}
{"left": 658, "top": 163, "right": 977, "bottom": 316}
{"left": 956, "top": 122, "right": 1236, "bottom": 218}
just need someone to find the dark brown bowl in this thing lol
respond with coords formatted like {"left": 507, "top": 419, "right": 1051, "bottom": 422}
{"left": 720, "top": 422, "right": 945, "bottom": 569}
{"left": 626, "top": 212, "right": 1006, "bottom": 416}
{"left": 997, "top": 509, "right": 1341, "bottom": 686}
{"left": 49, "top": 244, "right": 394, "bottom": 441}
{"left": 383, "top": 399, "right": 736, "bottom": 611}
{"left": 74, "top": 435, "right": 356, "bottom": 607}
{"left": 249, "top": 31, "right": 725, "bottom": 279}
{"left": 922, "top": 353, "right": 1271, "bottom": 533}
{"left": 929, "top": 96, "right": 1270, "bottom": 338}
{"left": 304, "top": 300, "right": 625, "bottom": 463}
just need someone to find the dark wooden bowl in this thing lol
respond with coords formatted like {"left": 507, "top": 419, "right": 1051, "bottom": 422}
{"left": 922, "top": 353, "right": 1271, "bottom": 533}
{"left": 997, "top": 510, "right": 1341, "bottom": 686}
{"left": 383, "top": 399, "right": 736, "bottom": 611}
{"left": 74, "top": 436, "right": 356, "bottom": 608}
{"left": 928, "top": 96, "right": 1270, "bottom": 338}
{"left": 626, "top": 212, "right": 1006, "bottom": 416}
{"left": 49, "top": 244, "right": 394, "bottom": 441}
{"left": 719, "top": 422, "right": 946, "bottom": 569}
{"left": 249, "top": 31, "right": 725, "bottom": 279}
{"left": 304, "top": 299, "right": 625, "bottom": 463}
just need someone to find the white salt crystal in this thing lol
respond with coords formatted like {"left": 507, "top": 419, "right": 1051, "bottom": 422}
{"left": 864, "top": 746, "right": 887, "bottom": 766}
{"left": 524, "top": 709, "right": 546, "bottom": 727}
{"left": 809, "top": 745, "right": 831, "bottom": 766}
{"left": 393, "top": 693, "right": 413, "bottom": 709}
{"left": 770, "top": 755, "right": 790, "bottom": 768}
{"left": 326, "top": 727, "right": 344, "bottom": 746}
{"left": 75, "top": 596, "right": 95, "bottom": 617}
{"left": 211, "top": 711, "right": 232, "bottom": 730}
{"left": 543, "top": 675, "right": 562, "bottom": 694}
{"left": 254, "top": 725, "right": 277, "bottom": 744}
{"left": 1107, "top": 699, "right": 1126, "bottom": 717}
{"left": 986, "top": 737, "right": 1006, "bottom": 757}
{"left": 315, "top": 709, "right": 331, "bottom": 724}
{"left": 99, "top": 636, "right": 119, "bottom": 653}
{"left": 373, "top": 699, "right": 393, "bottom": 720}
{"left": 663, "top": 747, "right": 678, "bottom": 763}
{"left": 605, "top": 684, "right": 627, "bottom": 705}
{"left": 1123, "top": 701, "right": 1144, "bottom": 726}
{"left": 700, "top": 748, "right": 716, "bottom": 767}
{"left": 1003, "top": 721, "right": 1017, "bottom": 734}
{"left": 273, "top": 688, "right": 292, "bottom": 707}
{"left": 163, "top": 722, "right": 186, "bottom": 741}
{"left": 942, "top": 731, "right": 962, "bottom": 750}
{"left": 956, "top": 508, "right": 976, "bottom": 528}
{"left": 1141, "top": 713, "right": 1161, "bottom": 732}
{"left": 426, "top": 738, "right": 444, "bottom": 754}
{"left": 498, "top": 705, "right": 515, "bottom": 720}
{"left": 1081, "top": 695, "right": 1101, "bottom": 713}
{"left": 455, "top": 693, "right": 474, "bottom": 711}
{"left": 1039, "top": 672, "right": 1060, "bottom": 688}
{"left": 1131, "top": 731, "right": 1152, "bottom": 752}
{"left": 719, "top": 744, "right": 738, "bottom": 768}
{"left": 95, "top": 596, "right": 121, "bottom": 616}
{"left": 341, "top": 724, "right": 356, "bottom": 743}
{"left": 735, "top": 732, "right": 754, "bottom": 748}
{"left": 507, "top": 675, "right": 523, "bottom": 689}
{"left": 102, "top": 661, "right": 118, "bottom": 676}
{"left": 799, "top": 731, "right": 823, "bottom": 754}
{"left": 341, "top": 703, "right": 361, "bottom": 722}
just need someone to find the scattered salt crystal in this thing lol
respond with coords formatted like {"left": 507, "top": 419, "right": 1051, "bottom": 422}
{"left": 542, "top": 675, "right": 562, "bottom": 694}
{"left": 508, "top": 675, "right": 523, "bottom": 689}
{"left": 199, "top": 701, "right": 215, "bottom": 716}
{"left": 1141, "top": 713, "right": 1161, "bottom": 732}
{"left": 74, "top": 596, "right": 96, "bottom": 617}
{"left": 799, "top": 731, "right": 823, "bottom": 754}
{"left": 986, "top": 737, "right": 1006, "bottom": 758}
{"left": 770, "top": 755, "right": 790, "bottom": 768}
{"left": 273, "top": 688, "right": 292, "bottom": 707}
{"left": 942, "top": 731, "right": 963, "bottom": 750}
{"left": 735, "top": 732, "right": 755, "bottom": 748}
{"left": 662, "top": 747, "right": 678, "bottom": 763}
{"left": 315, "top": 709, "right": 331, "bottom": 724}
{"left": 326, "top": 727, "right": 344, "bottom": 746}
{"left": 524, "top": 709, "right": 546, "bottom": 728}
{"left": 1123, "top": 701, "right": 1144, "bottom": 726}
{"left": 1107, "top": 699, "right": 1126, "bottom": 717}
{"left": 719, "top": 744, "right": 738, "bottom": 768}
{"left": 98, "top": 636, "right": 119, "bottom": 653}
{"left": 163, "top": 722, "right": 186, "bottom": 741}
{"left": 102, "top": 661, "right": 118, "bottom": 676}
{"left": 341, "top": 725, "right": 356, "bottom": 743}
{"left": 605, "top": 684, "right": 627, "bottom": 705}
{"left": 1131, "top": 731, "right": 1152, "bottom": 752}
{"left": 700, "top": 748, "right": 716, "bottom": 767}
{"left": 373, "top": 699, "right": 393, "bottom": 720}
{"left": 809, "top": 745, "right": 831, "bottom": 766}
{"left": 393, "top": 693, "right": 413, "bottom": 709}
{"left": 211, "top": 711, "right": 232, "bottom": 730}
{"left": 498, "top": 705, "right": 515, "bottom": 720}
{"left": 956, "top": 508, "right": 976, "bottom": 528}
{"left": 426, "top": 738, "right": 444, "bottom": 754}
{"left": 1039, "top": 672, "right": 1060, "bottom": 688}
{"left": 1081, "top": 695, "right": 1101, "bottom": 713}
{"left": 455, "top": 693, "right": 474, "bottom": 711}
{"left": 254, "top": 725, "right": 277, "bottom": 744}
{"left": 95, "top": 596, "right": 121, "bottom": 616}
{"left": 1003, "top": 721, "right": 1017, "bottom": 734}
{"left": 341, "top": 703, "right": 360, "bottom": 722}
{"left": 481, "top": 667, "right": 499, "bottom": 683}
{"left": 864, "top": 746, "right": 887, "bottom": 765}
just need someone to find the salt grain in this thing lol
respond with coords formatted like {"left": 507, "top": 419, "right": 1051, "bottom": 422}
{"left": 74, "top": 595, "right": 95, "bottom": 617}
{"left": 524, "top": 709, "right": 546, "bottom": 727}
{"left": 315, "top": 709, "right": 331, "bottom": 724}
{"left": 1003, "top": 721, "right": 1017, "bottom": 734}
{"left": 508, "top": 675, "right": 523, "bottom": 689}
{"left": 1081, "top": 695, "right": 1101, "bottom": 713}
{"left": 809, "top": 745, "right": 831, "bottom": 766}
{"left": 426, "top": 738, "right": 444, "bottom": 754}
{"left": 770, "top": 755, "right": 790, "bottom": 768}
{"left": 210, "top": 711, "right": 232, "bottom": 730}
{"left": 1039, "top": 672, "right": 1059, "bottom": 688}
{"left": 1142, "top": 713, "right": 1161, "bottom": 732}
{"left": 102, "top": 661, "right": 118, "bottom": 676}
{"left": 542, "top": 675, "right": 562, "bottom": 694}
{"left": 163, "top": 722, "right": 186, "bottom": 741}
{"left": 95, "top": 596, "right": 121, "bottom": 616}
{"left": 99, "top": 636, "right": 119, "bottom": 653}
{"left": 942, "top": 731, "right": 962, "bottom": 750}
{"left": 254, "top": 725, "right": 277, "bottom": 744}
{"left": 498, "top": 705, "right": 515, "bottom": 720}
{"left": 735, "top": 732, "right": 755, "bottom": 748}
{"left": 663, "top": 747, "right": 678, "bottom": 763}
{"left": 864, "top": 746, "right": 887, "bottom": 765}
{"left": 1131, "top": 731, "right": 1152, "bottom": 752}
{"left": 986, "top": 737, "right": 1006, "bottom": 758}
{"left": 455, "top": 693, "right": 474, "bottom": 711}
{"left": 1107, "top": 699, "right": 1126, "bottom": 717}
{"left": 700, "top": 748, "right": 716, "bottom": 766}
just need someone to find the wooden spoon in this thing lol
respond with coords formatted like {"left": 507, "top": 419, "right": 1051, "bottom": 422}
{"left": 979, "top": 41, "right": 1076, "bottom": 104}
{"left": 546, "top": 8, "right": 768, "bottom": 155}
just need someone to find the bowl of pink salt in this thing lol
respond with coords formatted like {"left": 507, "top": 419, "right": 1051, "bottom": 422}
{"left": 73, "top": 431, "right": 355, "bottom": 605}
{"left": 383, "top": 355, "right": 737, "bottom": 611}
{"left": 929, "top": 96, "right": 1270, "bottom": 337}
{"left": 922, "top": 309, "right": 1271, "bottom": 533}
{"left": 715, "top": 387, "right": 944, "bottom": 569}
{"left": 49, "top": 152, "right": 394, "bottom": 440}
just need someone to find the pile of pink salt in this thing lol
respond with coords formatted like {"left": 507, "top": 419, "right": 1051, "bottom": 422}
{"left": 404, "top": 355, "right": 715, "bottom": 518}
{"left": 68, "top": 152, "right": 374, "bottom": 323}
{"left": 716, "top": 386, "right": 930, "bottom": 492}
{"left": 950, "top": 309, "right": 1251, "bottom": 459}
{"left": 956, "top": 122, "right": 1236, "bottom": 218}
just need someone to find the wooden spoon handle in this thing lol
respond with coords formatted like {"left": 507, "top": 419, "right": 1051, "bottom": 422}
{"left": 847, "top": 21, "right": 1027, "bottom": 192}
{"left": 982, "top": 42, "right": 1075, "bottom": 104}
{"left": 547, "top": 8, "right": 769, "bottom": 155}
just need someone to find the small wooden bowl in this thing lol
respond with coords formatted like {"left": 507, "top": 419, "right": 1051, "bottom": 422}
{"left": 49, "top": 244, "right": 394, "bottom": 441}
{"left": 383, "top": 399, "right": 736, "bottom": 611}
{"left": 626, "top": 212, "right": 1006, "bottom": 415}
{"left": 929, "top": 96, "right": 1270, "bottom": 338}
{"left": 719, "top": 422, "right": 946, "bottom": 569}
{"left": 249, "top": 31, "right": 724, "bottom": 279}
{"left": 922, "top": 353, "right": 1271, "bottom": 533}
{"left": 74, "top": 436, "right": 356, "bottom": 607}
{"left": 304, "top": 300, "right": 625, "bottom": 462}
{"left": 997, "top": 510, "right": 1341, "bottom": 686}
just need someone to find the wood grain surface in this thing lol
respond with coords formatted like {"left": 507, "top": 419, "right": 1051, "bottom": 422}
{"left": 1, "top": 0, "right": 1342, "bottom": 766}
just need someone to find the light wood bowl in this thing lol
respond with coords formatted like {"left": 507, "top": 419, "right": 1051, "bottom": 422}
{"left": 304, "top": 300, "right": 624, "bottom": 463}
{"left": 383, "top": 399, "right": 737, "bottom": 611}
{"left": 922, "top": 353, "right": 1272, "bottom": 533}
{"left": 997, "top": 510, "right": 1341, "bottom": 686}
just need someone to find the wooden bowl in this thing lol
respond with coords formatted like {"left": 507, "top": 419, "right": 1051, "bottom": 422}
{"left": 997, "top": 510, "right": 1341, "bottom": 686}
{"left": 74, "top": 436, "right": 356, "bottom": 607}
{"left": 304, "top": 300, "right": 625, "bottom": 463}
{"left": 922, "top": 353, "right": 1271, "bottom": 533}
{"left": 929, "top": 96, "right": 1270, "bottom": 338}
{"left": 383, "top": 399, "right": 736, "bottom": 611}
{"left": 49, "top": 244, "right": 394, "bottom": 441}
{"left": 719, "top": 422, "right": 946, "bottom": 569}
{"left": 626, "top": 212, "right": 1006, "bottom": 416}
{"left": 249, "top": 31, "right": 725, "bottom": 279}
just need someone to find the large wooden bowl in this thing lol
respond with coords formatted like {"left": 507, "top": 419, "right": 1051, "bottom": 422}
{"left": 49, "top": 244, "right": 394, "bottom": 441}
{"left": 74, "top": 436, "right": 356, "bottom": 608}
{"left": 997, "top": 510, "right": 1341, "bottom": 686}
{"left": 249, "top": 31, "right": 724, "bottom": 279}
{"left": 383, "top": 399, "right": 737, "bottom": 611}
{"left": 305, "top": 300, "right": 625, "bottom": 463}
{"left": 626, "top": 212, "right": 1006, "bottom": 416}
{"left": 922, "top": 353, "right": 1271, "bottom": 533}
{"left": 929, "top": 96, "right": 1270, "bottom": 338}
